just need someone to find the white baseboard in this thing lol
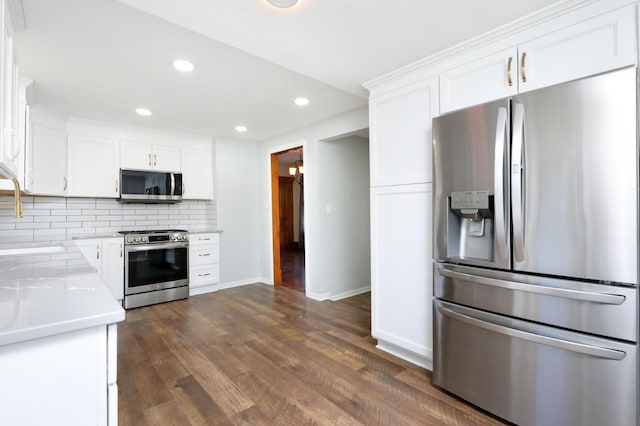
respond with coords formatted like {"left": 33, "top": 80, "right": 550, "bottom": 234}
{"left": 376, "top": 340, "right": 433, "bottom": 371}
{"left": 330, "top": 285, "right": 371, "bottom": 301}
{"left": 220, "top": 278, "right": 265, "bottom": 290}
{"left": 257, "top": 277, "right": 273, "bottom": 285}
{"left": 306, "top": 291, "right": 331, "bottom": 301}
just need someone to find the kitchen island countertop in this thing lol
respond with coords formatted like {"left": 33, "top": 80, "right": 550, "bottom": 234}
{"left": 0, "top": 245, "right": 125, "bottom": 347}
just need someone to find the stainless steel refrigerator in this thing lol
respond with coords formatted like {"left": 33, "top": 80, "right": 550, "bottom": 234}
{"left": 432, "top": 66, "right": 638, "bottom": 426}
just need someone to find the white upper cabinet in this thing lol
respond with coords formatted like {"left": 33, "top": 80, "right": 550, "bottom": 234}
{"left": 439, "top": 5, "right": 637, "bottom": 113}
{"left": 440, "top": 48, "right": 518, "bottom": 114}
{"left": 517, "top": 6, "right": 636, "bottom": 94}
{"left": 121, "top": 140, "right": 181, "bottom": 172}
{"left": 28, "top": 123, "right": 67, "bottom": 196}
{"left": 67, "top": 134, "right": 119, "bottom": 198}
{"left": 181, "top": 145, "right": 214, "bottom": 200}
{"left": 0, "top": 1, "right": 20, "bottom": 180}
{"left": 369, "top": 76, "right": 438, "bottom": 186}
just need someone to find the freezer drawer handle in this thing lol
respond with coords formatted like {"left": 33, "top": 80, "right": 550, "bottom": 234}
{"left": 438, "top": 268, "right": 626, "bottom": 305}
{"left": 437, "top": 304, "right": 626, "bottom": 360}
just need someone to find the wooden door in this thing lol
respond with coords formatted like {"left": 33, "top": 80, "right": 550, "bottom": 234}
{"left": 279, "top": 176, "right": 294, "bottom": 250}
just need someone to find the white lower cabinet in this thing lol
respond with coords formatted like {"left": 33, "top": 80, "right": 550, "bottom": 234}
{"left": 0, "top": 325, "right": 117, "bottom": 426}
{"left": 189, "top": 232, "right": 220, "bottom": 295}
{"left": 76, "top": 237, "right": 124, "bottom": 302}
{"left": 370, "top": 184, "right": 433, "bottom": 369}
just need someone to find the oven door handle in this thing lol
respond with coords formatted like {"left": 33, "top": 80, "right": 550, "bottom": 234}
{"left": 125, "top": 242, "right": 189, "bottom": 252}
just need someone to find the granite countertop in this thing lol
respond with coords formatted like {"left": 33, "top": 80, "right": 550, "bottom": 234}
{"left": 0, "top": 245, "right": 125, "bottom": 346}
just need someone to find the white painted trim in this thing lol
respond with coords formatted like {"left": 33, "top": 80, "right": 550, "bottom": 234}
{"left": 258, "top": 277, "right": 274, "bottom": 285}
{"left": 306, "top": 291, "right": 331, "bottom": 301}
{"left": 364, "top": 0, "right": 633, "bottom": 91}
{"left": 220, "top": 278, "right": 264, "bottom": 290}
{"left": 329, "top": 285, "right": 371, "bottom": 301}
{"left": 376, "top": 340, "right": 433, "bottom": 371}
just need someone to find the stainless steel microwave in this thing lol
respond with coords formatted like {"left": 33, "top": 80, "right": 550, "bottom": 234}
{"left": 119, "top": 169, "right": 183, "bottom": 203}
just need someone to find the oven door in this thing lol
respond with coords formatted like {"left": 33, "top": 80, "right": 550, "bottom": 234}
{"left": 124, "top": 242, "right": 188, "bottom": 295}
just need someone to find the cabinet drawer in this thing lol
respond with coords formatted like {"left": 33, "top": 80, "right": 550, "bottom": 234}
{"left": 190, "top": 233, "right": 219, "bottom": 246}
{"left": 190, "top": 264, "right": 220, "bottom": 287}
{"left": 189, "top": 245, "right": 219, "bottom": 266}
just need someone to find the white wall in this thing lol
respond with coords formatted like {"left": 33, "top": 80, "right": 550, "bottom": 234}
{"left": 214, "top": 138, "right": 261, "bottom": 287}
{"left": 257, "top": 106, "right": 369, "bottom": 299}
{"left": 317, "top": 135, "right": 370, "bottom": 299}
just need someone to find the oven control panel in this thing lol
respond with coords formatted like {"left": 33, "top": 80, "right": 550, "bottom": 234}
{"left": 123, "top": 231, "right": 189, "bottom": 245}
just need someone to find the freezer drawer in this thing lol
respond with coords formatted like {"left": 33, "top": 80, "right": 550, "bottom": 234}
{"left": 433, "top": 300, "right": 637, "bottom": 426}
{"left": 434, "top": 263, "right": 638, "bottom": 342}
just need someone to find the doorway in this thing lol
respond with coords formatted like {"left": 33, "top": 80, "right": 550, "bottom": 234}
{"left": 271, "top": 146, "right": 305, "bottom": 293}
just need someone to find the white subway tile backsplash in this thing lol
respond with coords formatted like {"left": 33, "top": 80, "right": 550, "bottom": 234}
{"left": 0, "top": 198, "right": 217, "bottom": 243}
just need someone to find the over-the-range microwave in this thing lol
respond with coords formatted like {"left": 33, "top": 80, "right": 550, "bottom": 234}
{"left": 119, "top": 169, "right": 183, "bottom": 203}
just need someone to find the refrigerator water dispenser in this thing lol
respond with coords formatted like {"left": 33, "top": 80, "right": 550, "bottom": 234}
{"left": 447, "top": 190, "right": 494, "bottom": 261}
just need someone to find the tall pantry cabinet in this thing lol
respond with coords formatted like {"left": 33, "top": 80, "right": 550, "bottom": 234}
{"left": 366, "top": 76, "right": 438, "bottom": 369}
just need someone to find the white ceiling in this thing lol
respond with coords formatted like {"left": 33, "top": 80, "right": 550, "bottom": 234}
{"left": 15, "top": 0, "right": 560, "bottom": 141}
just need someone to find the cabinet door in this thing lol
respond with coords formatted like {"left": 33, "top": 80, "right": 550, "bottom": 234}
{"left": 371, "top": 184, "right": 433, "bottom": 361}
{"left": 120, "top": 140, "right": 152, "bottom": 170}
{"left": 29, "top": 123, "right": 67, "bottom": 196}
{"left": 370, "top": 77, "right": 438, "bottom": 187}
{"left": 440, "top": 47, "right": 518, "bottom": 114}
{"left": 68, "top": 134, "right": 119, "bottom": 198}
{"left": 101, "top": 238, "right": 124, "bottom": 301}
{"left": 75, "top": 238, "right": 101, "bottom": 272}
{"left": 518, "top": 6, "right": 636, "bottom": 94}
{"left": 181, "top": 147, "right": 213, "bottom": 199}
{"left": 0, "top": 22, "right": 18, "bottom": 179}
{"left": 153, "top": 144, "right": 181, "bottom": 172}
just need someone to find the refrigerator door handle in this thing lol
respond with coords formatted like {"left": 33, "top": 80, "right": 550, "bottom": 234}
{"left": 437, "top": 268, "right": 626, "bottom": 305}
{"left": 494, "top": 107, "right": 508, "bottom": 260}
{"left": 511, "top": 103, "right": 525, "bottom": 262}
{"left": 437, "top": 303, "right": 627, "bottom": 360}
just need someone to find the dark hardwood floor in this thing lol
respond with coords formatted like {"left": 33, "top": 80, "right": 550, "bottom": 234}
{"left": 280, "top": 248, "right": 305, "bottom": 293}
{"left": 118, "top": 285, "right": 506, "bottom": 425}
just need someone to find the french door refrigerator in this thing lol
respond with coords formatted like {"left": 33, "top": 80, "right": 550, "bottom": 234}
{"left": 432, "top": 66, "right": 638, "bottom": 426}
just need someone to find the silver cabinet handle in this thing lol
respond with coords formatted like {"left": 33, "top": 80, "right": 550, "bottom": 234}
{"left": 511, "top": 103, "right": 525, "bottom": 262}
{"left": 119, "top": 243, "right": 123, "bottom": 258}
{"left": 148, "top": 153, "right": 152, "bottom": 166}
{"left": 437, "top": 303, "right": 626, "bottom": 360}
{"left": 96, "top": 245, "right": 100, "bottom": 260}
{"left": 521, "top": 51, "right": 528, "bottom": 83}
{"left": 199, "top": 237, "right": 211, "bottom": 241}
{"left": 63, "top": 176, "right": 68, "bottom": 191}
{"left": 198, "top": 273, "right": 211, "bottom": 277}
{"left": 493, "top": 107, "right": 508, "bottom": 261}
{"left": 438, "top": 267, "right": 626, "bottom": 305}
{"left": 153, "top": 153, "right": 157, "bottom": 166}
{"left": 198, "top": 253, "right": 211, "bottom": 257}
{"left": 507, "top": 56, "right": 513, "bottom": 87}
{"left": 115, "top": 179, "right": 118, "bottom": 194}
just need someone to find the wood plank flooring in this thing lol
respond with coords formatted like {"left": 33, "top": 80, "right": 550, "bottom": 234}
{"left": 118, "top": 284, "right": 506, "bottom": 425}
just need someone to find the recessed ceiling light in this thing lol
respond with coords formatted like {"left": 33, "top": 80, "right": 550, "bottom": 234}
{"left": 294, "top": 97, "right": 310, "bottom": 106}
{"left": 266, "top": 0, "right": 299, "bottom": 8}
{"left": 173, "top": 59, "right": 194, "bottom": 72}
{"left": 136, "top": 108, "right": 152, "bottom": 116}
{"left": 235, "top": 125, "right": 248, "bottom": 133}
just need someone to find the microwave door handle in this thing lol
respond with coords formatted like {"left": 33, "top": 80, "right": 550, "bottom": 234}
{"left": 494, "top": 107, "right": 508, "bottom": 260}
{"left": 511, "top": 103, "right": 525, "bottom": 262}
{"left": 170, "top": 172, "right": 175, "bottom": 196}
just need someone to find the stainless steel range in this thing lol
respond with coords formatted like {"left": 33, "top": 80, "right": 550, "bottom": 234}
{"left": 120, "top": 229, "right": 189, "bottom": 309}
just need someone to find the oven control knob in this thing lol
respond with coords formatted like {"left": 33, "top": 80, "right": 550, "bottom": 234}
{"left": 177, "top": 235, "right": 183, "bottom": 241}
{"left": 170, "top": 235, "right": 177, "bottom": 241}
{"left": 127, "top": 236, "right": 134, "bottom": 243}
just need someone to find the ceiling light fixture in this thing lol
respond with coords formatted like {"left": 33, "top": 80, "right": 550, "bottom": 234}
{"left": 136, "top": 108, "right": 152, "bottom": 116}
{"left": 235, "top": 125, "right": 248, "bottom": 133}
{"left": 288, "top": 150, "right": 304, "bottom": 184}
{"left": 294, "top": 97, "right": 310, "bottom": 106}
{"left": 266, "top": 0, "right": 299, "bottom": 8}
{"left": 173, "top": 59, "right": 194, "bottom": 72}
